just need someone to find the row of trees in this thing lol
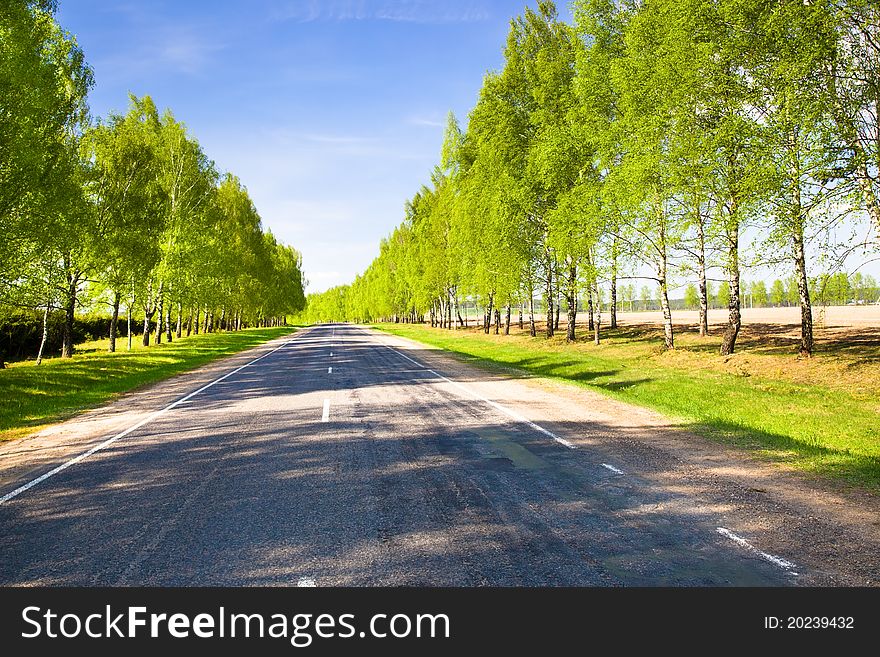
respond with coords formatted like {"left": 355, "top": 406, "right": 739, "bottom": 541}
{"left": 299, "top": 0, "right": 878, "bottom": 356}
{"left": 1, "top": 1, "right": 306, "bottom": 364}
{"left": 682, "top": 273, "right": 879, "bottom": 310}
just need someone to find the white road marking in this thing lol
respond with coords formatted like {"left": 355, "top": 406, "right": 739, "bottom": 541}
{"left": 328, "top": 366, "right": 333, "bottom": 374}
{"left": 330, "top": 352, "right": 333, "bottom": 357}
{"left": 0, "top": 333, "right": 305, "bottom": 506}
{"left": 601, "top": 463, "right": 625, "bottom": 475}
{"left": 322, "top": 399, "right": 330, "bottom": 422}
{"left": 716, "top": 527, "right": 798, "bottom": 573}
{"left": 297, "top": 577, "right": 316, "bottom": 587}
{"left": 379, "top": 338, "right": 575, "bottom": 450}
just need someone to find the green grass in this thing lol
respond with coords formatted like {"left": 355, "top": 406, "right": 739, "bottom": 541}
{"left": 0, "top": 326, "right": 297, "bottom": 442}
{"left": 376, "top": 323, "right": 880, "bottom": 490}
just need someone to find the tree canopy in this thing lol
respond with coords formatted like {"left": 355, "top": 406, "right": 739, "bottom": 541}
{"left": 297, "top": 0, "right": 878, "bottom": 359}
{"left": 1, "top": 2, "right": 305, "bottom": 363}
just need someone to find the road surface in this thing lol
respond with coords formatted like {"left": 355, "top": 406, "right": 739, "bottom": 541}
{"left": 0, "top": 324, "right": 876, "bottom": 585}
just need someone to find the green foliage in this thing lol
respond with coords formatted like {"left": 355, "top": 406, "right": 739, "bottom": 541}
{"left": 770, "top": 279, "right": 786, "bottom": 306}
{"left": 816, "top": 272, "right": 853, "bottom": 306}
{"left": 313, "top": 0, "right": 877, "bottom": 348}
{"left": 684, "top": 284, "right": 699, "bottom": 310}
{"left": 2, "top": 81, "right": 305, "bottom": 361}
{"left": 749, "top": 280, "right": 768, "bottom": 308}
{"left": 0, "top": 0, "right": 92, "bottom": 284}
{"left": 718, "top": 281, "right": 731, "bottom": 309}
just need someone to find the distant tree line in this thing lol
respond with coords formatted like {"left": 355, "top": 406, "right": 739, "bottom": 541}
{"left": 297, "top": 0, "right": 878, "bottom": 357}
{"left": 1, "top": 1, "right": 306, "bottom": 365}
{"left": 680, "top": 273, "right": 879, "bottom": 311}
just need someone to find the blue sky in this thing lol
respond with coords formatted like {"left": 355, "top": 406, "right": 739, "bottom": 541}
{"left": 57, "top": 0, "right": 561, "bottom": 293}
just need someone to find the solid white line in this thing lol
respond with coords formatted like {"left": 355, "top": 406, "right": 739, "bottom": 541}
{"left": 379, "top": 338, "right": 575, "bottom": 450}
{"left": 716, "top": 527, "right": 798, "bottom": 572}
{"left": 601, "top": 463, "right": 625, "bottom": 475}
{"left": 328, "top": 366, "right": 333, "bottom": 374}
{"left": 297, "top": 577, "right": 316, "bottom": 587}
{"left": 0, "top": 334, "right": 302, "bottom": 506}
{"left": 321, "top": 399, "right": 330, "bottom": 422}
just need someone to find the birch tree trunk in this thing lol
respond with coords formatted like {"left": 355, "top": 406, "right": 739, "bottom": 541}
{"left": 610, "top": 242, "right": 618, "bottom": 330}
{"left": 61, "top": 274, "right": 77, "bottom": 359}
{"left": 554, "top": 294, "right": 561, "bottom": 331}
{"left": 447, "top": 290, "right": 452, "bottom": 330}
{"left": 154, "top": 282, "right": 164, "bottom": 345}
{"left": 36, "top": 301, "right": 50, "bottom": 365}
{"left": 485, "top": 293, "right": 494, "bottom": 335}
{"left": 587, "top": 285, "right": 594, "bottom": 332}
{"left": 697, "top": 217, "right": 709, "bottom": 337}
{"left": 719, "top": 222, "right": 741, "bottom": 355}
{"left": 109, "top": 291, "right": 121, "bottom": 353}
{"left": 165, "top": 303, "right": 173, "bottom": 343}
{"left": 554, "top": 262, "right": 561, "bottom": 331}
{"left": 142, "top": 309, "right": 153, "bottom": 346}
{"left": 566, "top": 260, "right": 578, "bottom": 343}
{"left": 528, "top": 288, "right": 536, "bottom": 337}
{"left": 793, "top": 219, "right": 813, "bottom": 357}
{"left": 658, "top": 218, "right": 675, "bottom": 350}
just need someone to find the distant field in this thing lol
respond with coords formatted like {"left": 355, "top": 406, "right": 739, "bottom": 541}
{"left": 377, "top": 316, "right": 880, "bottom": 490}
{"left": 461, "top": 304, "right": 879, "bottom": 359}
{"left": 0, "top": 327, "right": 297, "bottom": 443}
{"left": 608, "top": 304, "right": 880, "bottom": 328}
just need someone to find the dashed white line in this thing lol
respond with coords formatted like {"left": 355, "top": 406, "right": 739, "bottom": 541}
{"left": 716, "top": 527, "right": 798, "bottom": 573}
{"left": 0, "top": 333, "right": 305, "bottom": 506}
{"left": 379, "top": 338, "right": 575, "bottom": 450}
{"left": 297, "top": 577, "right": 316, "bottom": 587}
{"left": 601, "top": 463, "right": 625, "bottom": 475}
{"left": 328, "top": 366, "right": 333, "bottom": 374}
{"left": 321, "top": 399, "right": 330, "bottom": 422}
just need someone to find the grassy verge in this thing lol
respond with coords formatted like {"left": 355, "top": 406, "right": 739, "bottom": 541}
{"left": 376, "top": 322, "right": 880, "bottom": 490}
{"left": 0, "top": 326, "right": 297, "bottom": 442}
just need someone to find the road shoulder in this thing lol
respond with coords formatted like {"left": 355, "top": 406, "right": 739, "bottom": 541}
{"left": 372, "top": 325, "right": 880, "bottom": 585}
{"left": 0, "top": 330, "right": 304, "bottom": 500}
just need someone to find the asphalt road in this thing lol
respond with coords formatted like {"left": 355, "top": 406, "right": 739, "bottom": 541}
{"left": 0, "top": 324, "right": 829, "bottom": 585}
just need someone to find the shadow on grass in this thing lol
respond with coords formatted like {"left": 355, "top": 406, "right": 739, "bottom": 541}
{"left": 689, "top": 418, "right": 880, "bottom": 488}
{"left": 378, "top": 323, "right": 880, "bottom": 491}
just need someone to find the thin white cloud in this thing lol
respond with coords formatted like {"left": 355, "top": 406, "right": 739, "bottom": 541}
{"left": 257, "top": 127, "right": 429, "bottom": 160}
{"left": 276, "top": 0, "right": 490, "bottom": 24}
{"left": 157, "top": 30, "right": 224, "bottom": 74}
{"left": 90, "top": 24, "right": 226, "bottom": 80}
{"left": 407, "top": 116, "right": 445, "bottom": 128}
{"left": 301, "top": 133, "right": 378, "bottom": 145}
